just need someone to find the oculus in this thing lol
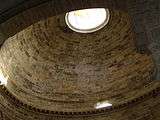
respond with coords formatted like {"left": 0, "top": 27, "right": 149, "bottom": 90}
{"left": 65, "top": 8, "right": 110, "bottom": 33}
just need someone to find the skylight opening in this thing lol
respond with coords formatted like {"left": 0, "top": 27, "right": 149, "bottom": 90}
{"left": 95, "top": 100, "right": 112, "bottom": 109}
{"left": 65, "top": 8, "right": 110, "bottom": 33}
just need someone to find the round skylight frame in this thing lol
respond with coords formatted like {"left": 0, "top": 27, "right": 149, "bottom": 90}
{"left": 65, "top": 8, "right": 110, "bottom": 33}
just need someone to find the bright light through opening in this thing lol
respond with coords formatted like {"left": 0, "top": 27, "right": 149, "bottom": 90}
{"left": 0, "top": 70, "right": 8, "bottom": 86}
{"left": 95, "top": 101, "right": 112, "bottom": 109}
{"left": 65, "top": 8, "right": 110, "bottom": 33}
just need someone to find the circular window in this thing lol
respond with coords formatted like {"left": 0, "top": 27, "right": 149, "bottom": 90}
{"left": 65, "top": 8, "right": 110, "bottom": 33}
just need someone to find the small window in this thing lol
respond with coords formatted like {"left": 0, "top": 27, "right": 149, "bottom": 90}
{"left": 95, "top": 100, "right": 112, "bottom": 109}
{"left": 65, "top": 8, "right": 110, "bottom": 33}
{"left": 0, "top": 71, "right": 8, "bottom": 86}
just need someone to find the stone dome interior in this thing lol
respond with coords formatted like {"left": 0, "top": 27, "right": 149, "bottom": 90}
{"left": 0, "top": 0, "right": 160, "bottom": 120}
{"left": 0, "top": 9, "right": 157, "bottom": 112}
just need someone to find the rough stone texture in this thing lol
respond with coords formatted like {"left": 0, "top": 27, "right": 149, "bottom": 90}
{"left": 127, "top": 0, "right": 160, "bottom": 80}
{"left": 0, "top": 0, "right": 159, "bottom": 119}
{"left": 0, "top": 85, "right": 160, "bottom": 120}
{"left": 127, "top": 0, "right": 160, "bottom": 41}
{"left": 0, "top": 0, "right": 128, "bottom": 24}
{"left": 0, "top": 0, "right": 128, "bottom": 44}
{"left": 0, "top": 10, "right": 155, "bottom": 112}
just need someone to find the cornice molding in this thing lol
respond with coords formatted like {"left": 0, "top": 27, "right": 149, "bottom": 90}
{"left": 0, "top": 84, "right": 159, "bottom": 117}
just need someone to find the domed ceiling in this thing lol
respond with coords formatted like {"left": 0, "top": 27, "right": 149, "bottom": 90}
{"left": 0, "top": 8, "right": 157, "bottom": 112}
{"left": 0, "top": 1, "right": 159, "bottom": 119}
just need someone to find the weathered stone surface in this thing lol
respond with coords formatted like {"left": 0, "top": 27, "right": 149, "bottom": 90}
{"left": 0, "top": 84, "right": 159, "bottom": 120}
{"left": 0, "top": 0, "right": 128, "bottom": 24}
{"left": 0, "top": 10, "right": 155, "bottom": 112}
{"left": 127, "top": 0, "right": 160, "bottom": 80}
{"left": 0, "top": 0, "right": 159, "bottom": 119}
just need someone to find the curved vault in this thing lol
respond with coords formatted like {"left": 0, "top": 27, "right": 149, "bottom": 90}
{"left": 0, "top": 9, "right": 156, "bottom": 112}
